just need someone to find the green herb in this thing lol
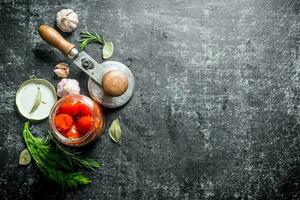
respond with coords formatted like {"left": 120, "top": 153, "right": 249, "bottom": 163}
{"left": 109, "top": 119, "right": 122, "bottom": 144}
{"left": 103, "top": 41, "right": 114, "bottom": 59}
{"left": 80, "top": 31, "right": 105, "bottom": 51}
{"left": 52, "top": 134, "right": 102, "bottom": 172}
{"left": 23, "top": 122, "right": 101, "bottom": 188}
{"left": 30, "top": 87, "right": 42, "bottom": 113}
{"left": 19, "top": 149, "right": 31, "bottom": 165}
{"left": 80, "top": 31, "right": 114, "bottom": 59}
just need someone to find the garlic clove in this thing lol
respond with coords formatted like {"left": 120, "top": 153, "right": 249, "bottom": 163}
{"left": 65, "top": 67, "right": 69, "bottom": 75}
{"left": 68, "top": 22, "right": 77, "bottom": 30}
{"left": 67, "top": 12, "right": 79, "bottom": 24}
{"left": 55, "top": 62, "right": 69, "bottom": 70}
{"left": 54, "top": 63, "right": 69, "bottom": 78}
{"left": 54, "top": 68, "right": 69, "bottom": 78}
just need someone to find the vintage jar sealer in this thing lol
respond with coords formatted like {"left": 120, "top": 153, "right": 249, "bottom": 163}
{"left": 38, "top": 25, "right": 135, "bottom": 108}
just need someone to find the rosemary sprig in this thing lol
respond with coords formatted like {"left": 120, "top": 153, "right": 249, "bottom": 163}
{"left": 80, "top": 31, "right": 105, "bottom": 51}
{"left": 80, "top": 31, "right": 114, "bottom": 59}
{"left": 23, "top": 122, "right": 101, "bottom": 188}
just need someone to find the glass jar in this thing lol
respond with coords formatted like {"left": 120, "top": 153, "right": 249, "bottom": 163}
{"left": 49, "top": 94, "right": 105, "bottom": 147}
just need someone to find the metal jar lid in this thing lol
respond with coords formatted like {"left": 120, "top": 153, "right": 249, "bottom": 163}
{"left": 15, "top": 78, "right": 57, "bottom": 121}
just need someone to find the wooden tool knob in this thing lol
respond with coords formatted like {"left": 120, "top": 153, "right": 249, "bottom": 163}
{"left": 102, "top": 71, "right": 128, "bottom": 97}
{"left": 38, "top": 24, "right": 75, "bottom": 56}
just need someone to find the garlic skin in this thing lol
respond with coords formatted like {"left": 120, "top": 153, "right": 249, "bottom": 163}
{"left": 57, "top": 79, "right": 80, "bottom": 97}
{"left": 54, "top": 63, "right": 69, "bottom": 78}
{"left": 56, "top": 9, "right": 78, "bottom": 32}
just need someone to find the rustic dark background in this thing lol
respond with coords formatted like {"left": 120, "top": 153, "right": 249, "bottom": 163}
{"left": 0, "top": 0, "right": 300, "bottom": 199}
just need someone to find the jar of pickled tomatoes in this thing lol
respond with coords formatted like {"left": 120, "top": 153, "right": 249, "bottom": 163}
{"left": 49, "top": 94, "right": 105, "bottom": 147}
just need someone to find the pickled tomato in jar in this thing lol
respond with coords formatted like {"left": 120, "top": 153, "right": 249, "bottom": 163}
{"left": 49, "top": 94, "right": 105, "bottom": 147}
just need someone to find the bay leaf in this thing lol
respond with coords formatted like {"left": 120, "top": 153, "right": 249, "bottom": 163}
{"left": 102, "top": 41, "right": 114, "bottom": 59}
{"left": 19, "top": 149, "right": 31, "bottom": 165}
{"left": 29, "top": 87, "right": 42, "bottom": 113}
{"left": 109, "top": 119, "right": 122, "bottom": 144}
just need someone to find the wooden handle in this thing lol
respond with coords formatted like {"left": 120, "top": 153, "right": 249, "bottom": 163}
{"left": 38, "top": 25, "right": 75, "bottom": 56}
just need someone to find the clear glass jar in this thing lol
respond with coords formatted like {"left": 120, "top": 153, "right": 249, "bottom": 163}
{"left": 49, "top": 94, "right": 105, "bottom": 147}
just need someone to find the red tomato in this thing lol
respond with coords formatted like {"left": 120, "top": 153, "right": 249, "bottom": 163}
{"left": 79, "top": 103, "right": 92, "bottom": 116}
{"left": 57, "top": 101, "right": 81, "bottom": 116}
{"left": 76, "top": 116, "right": 93, "bottom": 135}
{"left": 55, "top": 114, "right": 73, "bottom": 132}
{"left": 64, "top": 125, "right": 81, "bottom": 139}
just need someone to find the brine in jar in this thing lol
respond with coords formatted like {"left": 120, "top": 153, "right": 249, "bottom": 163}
{"left": 49, "top": 94, "right": 105, "bottom": 147}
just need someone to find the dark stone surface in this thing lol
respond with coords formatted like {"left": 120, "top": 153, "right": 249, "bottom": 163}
{"left": 0, "top": 0, "right": 300, "bottom": 199}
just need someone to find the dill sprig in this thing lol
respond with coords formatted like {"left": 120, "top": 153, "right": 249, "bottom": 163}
{"left": 53, "top": 137, "right": 102, "bottom": 172}
{"left": 23, "top": 122, "right": 101, "bottom": 188}
{"left": 80, "top": 31, "right": 106, "bottom": 51}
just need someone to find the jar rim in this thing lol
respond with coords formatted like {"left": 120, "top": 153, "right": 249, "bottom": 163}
{"left": 49, "top": 94, "right": 96, "bottom": 144}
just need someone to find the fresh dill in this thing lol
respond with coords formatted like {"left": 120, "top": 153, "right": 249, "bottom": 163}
{"left": 23, "top": 122, "right": 101, "bottom": 188}
{"left": 53, "top": 135, "right": 102, "bottom": 172}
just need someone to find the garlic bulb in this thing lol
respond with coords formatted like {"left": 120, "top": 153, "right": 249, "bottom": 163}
{"left": 54, "top": 62, "right": 69, "bottom": 78}
{"left": 56, "top": 9, "right": 78, "bottom": 32}
{"left": 57, "top": 79, "right": 80, "bottom": 97}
